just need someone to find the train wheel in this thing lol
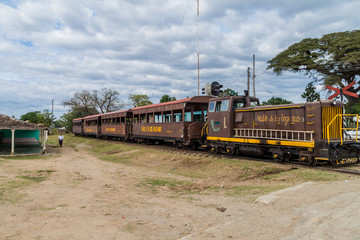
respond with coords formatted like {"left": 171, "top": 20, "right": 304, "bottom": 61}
{"left": 232, "top": 148, "right": 239, "bottom": 156}
{"left": 176, "top": 142, "right": 183, "bottom": 149}
{"left": 191, "top": 143, "right": 199, "bottom": 151}
{"left": 305, "top": 157, "right": 317, "bottom": 166}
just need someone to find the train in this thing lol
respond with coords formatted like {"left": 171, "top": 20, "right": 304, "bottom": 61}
{"left": 72, "top": 93, "right": 360, "bottom": 166}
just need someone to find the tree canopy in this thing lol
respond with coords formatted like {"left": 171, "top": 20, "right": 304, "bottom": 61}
{"left": 267, "top": 30, "right": 360, "bottom": 108}
{"left": 219, "top": 88, "right": 238, "bottom": 97}
{"left": 63, "top": 88, "right": 124, "bottom": 115}
{"left": 262, "top": 97, "right": 292, "bottom": 105}
{"left": 160, "top": 95, "right": 176, "bottom": 103}
{"left": 20, "top": 110, "right": 55, "bottom": 127}
{"left": 129, "top": 94, "right": 153, "bottom": 107}
{"left": 301, "top": 83, "right": 320, "bottom": 102}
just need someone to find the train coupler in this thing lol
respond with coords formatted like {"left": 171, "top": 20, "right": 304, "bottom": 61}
{"left": 328, "top": 142, "right": 360, "bottom": 166}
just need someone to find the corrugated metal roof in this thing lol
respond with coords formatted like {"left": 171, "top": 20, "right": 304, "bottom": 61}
{"left": 0, "top": 114, "right": 46, "bottom": 130}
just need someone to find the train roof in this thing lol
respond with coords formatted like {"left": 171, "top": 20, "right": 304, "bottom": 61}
{"left": 100, "top": 109, "right": 129, "bottom": 117}
{"left": 130, "top": 96, "right": 212, "bottom": 113}
{"left": 83, "top": 114, "right": 102, "bottom": 120}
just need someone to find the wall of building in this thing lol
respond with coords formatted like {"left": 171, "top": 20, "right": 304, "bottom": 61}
{"left": 0, "top": 129, "right": 39, "bottom": 144}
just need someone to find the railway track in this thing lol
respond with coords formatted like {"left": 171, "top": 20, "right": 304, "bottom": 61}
{"left": 91, "top": 137, "right": 360, "bottom": 176}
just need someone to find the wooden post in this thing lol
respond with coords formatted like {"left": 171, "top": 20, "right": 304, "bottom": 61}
{"left": 11, "top": 129, "right": 15, "bottom": 155}
{"left": 43, "top": 130, "right": 48, "bottom": 152}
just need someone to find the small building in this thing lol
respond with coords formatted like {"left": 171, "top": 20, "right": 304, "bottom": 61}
{"left": 0, "top": 114, "right": 48, "bottom": 155}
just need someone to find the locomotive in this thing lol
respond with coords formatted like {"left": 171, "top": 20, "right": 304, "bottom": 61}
{"left": 73, "top": 93, "right": 360, "bottom": 166}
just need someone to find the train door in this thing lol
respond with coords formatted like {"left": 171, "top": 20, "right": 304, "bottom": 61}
{"left": 207, "top": 98, "right": 233, "bottom": 138}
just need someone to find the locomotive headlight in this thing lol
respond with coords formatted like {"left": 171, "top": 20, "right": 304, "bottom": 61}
{"left": 332, "top": 100, "right": 337, "bottom": 106}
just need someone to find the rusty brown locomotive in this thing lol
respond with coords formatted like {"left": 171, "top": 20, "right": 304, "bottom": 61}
{"left": 73, "top": 94, "right": 360, "bottom": 166}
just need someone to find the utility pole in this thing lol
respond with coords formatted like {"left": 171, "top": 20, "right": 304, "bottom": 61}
{"left": 52, "top": 99, "right": 54, "bottom": 116}
{"left": 197, "top": 0, "right": 200, "bottom": 96}
{"left": 253, "top": 54, "right": 256, "bottom": 97}
{"left": 247, "top": 67, "right": 250, "bottom": 94}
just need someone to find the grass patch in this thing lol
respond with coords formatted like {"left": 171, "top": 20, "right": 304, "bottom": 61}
{"left": 63, "top": 134, "right": 353, "bottom": 199}
{"left": 3, "top": 155, "right": 54, "bottom": 160}
{"left": 141, "top": 178, "right": 202, "bottom": 194}
{"left": 0, "top": 169, "right": 55, "bottom": 203}
{"left": 263, "top": 168, "right": 343, "bottom": 182}
{"left": 227, "top": 185, "right": 289, "bottom": 197}
{"left": 47, "top": 133, "right": 89, "bottom": 148}
{"left": 122, "top": 224, "right": 135, "bottom": 233}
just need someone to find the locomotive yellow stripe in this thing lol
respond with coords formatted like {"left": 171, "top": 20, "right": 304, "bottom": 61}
{"left": 207, "top": 136, "right": 314, "bottom": 148}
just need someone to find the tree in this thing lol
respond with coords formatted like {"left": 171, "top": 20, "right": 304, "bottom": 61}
{"left": 63, "top": 90, "right": 98, "bottom": 116}
{"left": 20, "top": 110, "right": 55, "bottom": 127}
{"left": 92, "top": 88, "right": 124, "bottom": 113}
{"left": 160, "top": 95, "right": 176, "bottom": 103}
{"left": 262, "top": 97, "right": 292, "bottom": 105}
{"left": 219, "top": 88, "right": 238, "bottom": 97}
{"left": 56, "top": 110, "right": 87, "bottom": 132}
{"left": 129, "top": 94, "right": 153, "bottom": 107}
{"left": 63, "top": 88, "right": 124, "bottom": 115}
{"left": 301, "top": 83, "right": 320, "bottom": 102}
{"left": 20, "top": 111, "right": 42, "bottom": 124}
{"left": 267, "top": 30, "right": 360, "bottom": 108}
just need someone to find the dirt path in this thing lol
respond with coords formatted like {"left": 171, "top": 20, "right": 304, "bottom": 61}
{"left": 1, "top": 146, "right": 360, "bottom": 240}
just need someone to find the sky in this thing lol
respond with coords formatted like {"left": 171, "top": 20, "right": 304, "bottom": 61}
{"left": 0, "top": 0, "right": 359, "bottom": 119}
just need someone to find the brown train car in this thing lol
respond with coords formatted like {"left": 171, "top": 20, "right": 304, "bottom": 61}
{"left": 206, "top": 95, "right": 360, "bottom": 166}
{"left": 100, "top": 110, "right": 132, "bottom": 140}
{"left": 83, "top": 114, "right": 101, "bottom": 137}
{"left": 72, "top": 118, "right": 84, "bottom": 136}
{"left": 130, "top": 96, "right": 211, "bottom": 147}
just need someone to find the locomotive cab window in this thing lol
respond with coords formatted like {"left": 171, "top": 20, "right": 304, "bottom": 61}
{"left": 251, "top": 101, "right": 259, "bottom": 107}
{"left": 233, "top": 99, "right": 245, "bottom": 109}
{"left": 209, "top": 101, "right": 215, "bottom": 112}
{"left": 221, "top": 100, "right": 229, "bottom": 111}
{"left": 215, "top": 101, "right": 222, "bottom": 112}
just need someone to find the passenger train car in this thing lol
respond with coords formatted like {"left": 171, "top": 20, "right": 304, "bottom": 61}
{"left": 73, "top": 94, "right": 360, "bottom": 166}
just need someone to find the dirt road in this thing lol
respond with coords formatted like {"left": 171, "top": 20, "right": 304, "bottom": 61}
{"left": 1, "top": 145, "right": 360, "bottom": 240}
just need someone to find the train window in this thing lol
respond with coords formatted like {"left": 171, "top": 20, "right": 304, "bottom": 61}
{"left": 215, "top": 101, "right": 222, "bottom": 112}
{"left": 251, "top": 101, "right": 259, "bottom": 107}
{"left": 173, "top": 112, "right": 182, "bottom": 122}
{"left": 147, "top": 114, "right": 154, "bottom": 123}
{"left": 233, "top": 100, "right": 245, "bottom": 109}
{"left": 155, "top": 112, "right": 162, "bottom": 123}
{"left": 184, "top": 111, "right": 192, "bottom": 122}
{"left": 121, "top": 117, "right": 125, "bottom": 124}
{"left": 209, "top": 102, "right": 215, "bottom": 112}
{"left": 221, "top": 100, "right": 229, "bottom": 111}
{"left": 140, "top": 114, "right": 146, "bottom": 123}
{"left": 134, "top": 115, "right": 139, "bottom": 123}
{"left": 163, "top": 112, "right": 171, "bottom": 122}
{"left": 116, "top": 117, "right": 120, "bottom": 125}
{"left": 193, "top": 111, "right": 202, "bottom": 122}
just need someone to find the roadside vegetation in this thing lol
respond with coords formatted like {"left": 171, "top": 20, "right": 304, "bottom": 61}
{"left": 47, "top": 133, "right": 352, "bottom": 200}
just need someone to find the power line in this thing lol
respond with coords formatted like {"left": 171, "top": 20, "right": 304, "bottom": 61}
{"left": 150, "top": 0, "right": 192, "bottom": 100}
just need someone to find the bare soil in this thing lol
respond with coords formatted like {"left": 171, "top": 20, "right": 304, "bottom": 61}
{"left": 1, "top": 145, "right": 360, "bottom": 240}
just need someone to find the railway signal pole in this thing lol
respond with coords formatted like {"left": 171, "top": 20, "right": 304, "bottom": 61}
{"left": 197, "top": 0, "right": 200, "bottom": 96}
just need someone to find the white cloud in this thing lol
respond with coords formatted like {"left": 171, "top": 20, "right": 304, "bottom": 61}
{"left": 0, "top": 0, "right": 359, "bottom": 118}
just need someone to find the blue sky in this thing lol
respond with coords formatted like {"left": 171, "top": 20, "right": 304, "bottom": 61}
{"left": 0, "top": 0, "right": 359, "bottom": 118}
